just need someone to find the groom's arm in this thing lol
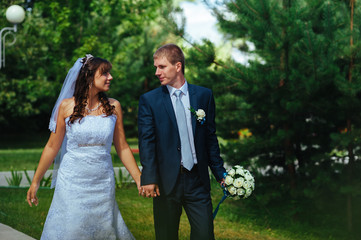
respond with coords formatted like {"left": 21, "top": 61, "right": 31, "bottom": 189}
{"left": 138, "top": 94, "right": 160, "bottom": 187}
{"left": 205, "top": 91, "right": 226, "bottom": 181}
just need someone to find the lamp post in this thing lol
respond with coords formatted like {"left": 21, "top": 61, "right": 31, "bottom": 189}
{"left": 0, "top": 5, "right": 25, "bottom": 69}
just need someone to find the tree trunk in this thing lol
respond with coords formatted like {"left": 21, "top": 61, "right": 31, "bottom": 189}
{"left": 284, "top": 124, "right": 296, "bottom": 190}
{"left": 346, "top": 0, "right": 355, "bottom": 233}
{"left": 281, "top": 0, "right": 296, "bottom": 191}
{"left": 346, "top": 120, "right": 354, "bottom": 232}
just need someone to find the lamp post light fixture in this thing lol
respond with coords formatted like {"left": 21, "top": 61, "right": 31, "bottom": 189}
{"left": 0, "top": 5, "right": 25, "bottom": 69}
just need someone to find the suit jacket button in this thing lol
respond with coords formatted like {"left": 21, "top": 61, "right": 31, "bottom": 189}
{"left": 177, "top": 147, "right": 181, "bottom": 151}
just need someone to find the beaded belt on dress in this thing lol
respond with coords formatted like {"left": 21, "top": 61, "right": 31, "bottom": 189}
{"left": 78, "top": 143, "right": 105, "bottom": 147}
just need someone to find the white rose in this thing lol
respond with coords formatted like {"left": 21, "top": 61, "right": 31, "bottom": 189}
{"left": 245, "top": 188, "right": 252, "bottom": 198}
{"left": 225, "top": 175, "right": 234, "bottom": 185}
{"left": 236, "top": 167, "right": 245, "bottom": 176}
{"left": 244, "top": 181, "right": 252, "bottom": 189}
{"left": 228, "top": 186, "right": 237, "bottom": 195}
{"left": 237, "top": 188, "right": 245, "bottom": 196}
{"left": 233, "top": 177, "right": 244, "bottom": 188}
{"left": 234, "top": 165, "right": 241, "bottom": 169}
{"left": 196, "top": 109, "right": 206, "bottom": 119}
{"left": 245, "top": 172, "right": 253, "bottom": 181}
{"left": 228, "top": 169, "right": 236, "bottom": 177}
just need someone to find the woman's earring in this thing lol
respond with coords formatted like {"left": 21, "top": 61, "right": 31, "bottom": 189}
{"left": 90, "top": 82, "right": 93, "bottom": 88}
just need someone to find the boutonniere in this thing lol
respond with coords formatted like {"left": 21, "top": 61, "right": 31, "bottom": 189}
{"left": 189, "top": 107, "right": 206, "bottom": 125}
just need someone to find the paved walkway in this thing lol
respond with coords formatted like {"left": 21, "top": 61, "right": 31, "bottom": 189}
{"left": 0, "top": 170, "right": 51, "bottom": 187}
{"left": 0, "top": 223, "right": 36, "bottom": 240}
{"left": 0, "top": 167, "right": 134, "bottom": 187}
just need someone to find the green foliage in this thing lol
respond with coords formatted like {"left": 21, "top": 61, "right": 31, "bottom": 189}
{"left": 23, "top": 168, "right": 52, "bottom": 188}
{"left": 187, "top": 0, "right": 361, "bottom": 234}
{"left": 114, "top": 168, "right": 132, "bottom": 189}
{"left": 0, "top": 0, "right": 171, "bottom": 135}
{"left": 5, "top": 167, "right": 23, "bottom": 186}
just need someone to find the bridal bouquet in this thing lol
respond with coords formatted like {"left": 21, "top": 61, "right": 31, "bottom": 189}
{"left": 213, "top": 165, "right": 255, "bottom": 219}
{"left": 223, "top": 165, "right": 255, "bottom": 200}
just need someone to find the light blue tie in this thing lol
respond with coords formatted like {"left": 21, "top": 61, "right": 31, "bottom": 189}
{"left": 174, "top": 90, "right": 194, "bottom": 171}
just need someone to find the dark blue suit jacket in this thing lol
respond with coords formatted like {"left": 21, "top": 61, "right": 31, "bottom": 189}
{"left": 138, "top": 84, "right": 225, "bottom": 195}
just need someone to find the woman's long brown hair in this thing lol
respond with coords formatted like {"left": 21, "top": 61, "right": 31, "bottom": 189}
{"left": 68, "top": 56, "right": 115, "bottom": 125}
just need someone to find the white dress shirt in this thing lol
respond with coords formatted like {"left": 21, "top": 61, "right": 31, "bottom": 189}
{"left": 167, "top": 81, "right": 198, "bottom": 165}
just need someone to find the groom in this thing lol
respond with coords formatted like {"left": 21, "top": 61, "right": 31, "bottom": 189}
{"left": 138, "top": 43, "right": 226, "bottom": 240}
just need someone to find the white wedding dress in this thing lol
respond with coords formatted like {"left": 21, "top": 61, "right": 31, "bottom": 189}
{"left": 41, "top": 114, "right": 135, "bottom": 240}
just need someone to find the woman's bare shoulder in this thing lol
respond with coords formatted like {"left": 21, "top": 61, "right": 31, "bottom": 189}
{"left": 60, "top": 97, "right": 75, "bottom": 117}
{"left": 109, "top": 98, "right": 122, "bottom": 110}
{"left": 109, "top": 98, "right": 120, "bottom": 106}
{"left": 108, "top": 98, "right": 122, "bottom": 116}
{"left": 61, "top": 97, "right": 75, "bottom": 105}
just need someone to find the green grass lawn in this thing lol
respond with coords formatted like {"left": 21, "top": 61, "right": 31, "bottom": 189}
{"left": 0, "top": 184, "right": 337, "bottom": 240}
{"left": 0, "top": 136, "right": 140, "bottom": 171}
{"left": 0, "top": 133, "right": 139, "bottom": 150}
{"left": 0, "top": 148, "right": 140, "bottom": 171}
{"left": 0, "top": 134, "right": 356, "bottom": 240}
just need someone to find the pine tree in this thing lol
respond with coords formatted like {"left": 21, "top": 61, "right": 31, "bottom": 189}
{"left": 202, "top": 0, "right": 361, "bottom": 232}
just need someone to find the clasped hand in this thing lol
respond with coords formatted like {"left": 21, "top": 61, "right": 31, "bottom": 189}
{"left": 139, "top": 184, "right": 160, "bottom": 198}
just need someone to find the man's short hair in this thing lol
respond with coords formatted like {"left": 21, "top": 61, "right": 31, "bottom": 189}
{"left": 154, "top": 44, "right": 185, "bottom": 74}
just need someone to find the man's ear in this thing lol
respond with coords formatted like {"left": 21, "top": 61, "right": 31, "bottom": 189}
{"left": 175, "top": 62, "right": 182, "bottom": 73}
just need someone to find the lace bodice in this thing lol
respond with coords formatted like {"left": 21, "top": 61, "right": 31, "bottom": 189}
{"left": 65, "top": 114, "right": 116, "bottom": 155}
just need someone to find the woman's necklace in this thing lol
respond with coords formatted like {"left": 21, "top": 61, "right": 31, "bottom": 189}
{"left": 86, "top": 102, "right": 101, "bottom": 113}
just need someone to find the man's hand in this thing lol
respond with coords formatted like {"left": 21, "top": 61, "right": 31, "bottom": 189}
{"left": 219, "top": 178, "right": 225, "bottom": 188}
{"left": 140, "top": 184, "right": 160, "bottom": 198}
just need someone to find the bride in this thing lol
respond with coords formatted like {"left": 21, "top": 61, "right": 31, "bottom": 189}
{"left": 27, "top": 55, "right": 140, "bottom": 240}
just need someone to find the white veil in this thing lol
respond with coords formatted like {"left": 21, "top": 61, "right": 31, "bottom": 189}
{"left": 49, "top": 55, "right": 92, "bottom": 188}
{"left": 48, "top": 58, "right": 82, "bottom": 132}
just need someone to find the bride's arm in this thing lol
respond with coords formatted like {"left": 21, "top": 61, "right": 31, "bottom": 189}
{"left": 111, "top": 99, "right": 142, "bottom": 191}
{"left": 26, "top": 100, "right": 67, "bottom": 207}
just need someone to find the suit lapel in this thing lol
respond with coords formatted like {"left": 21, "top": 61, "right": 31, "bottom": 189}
{"left": 188, "top": 84, "right": 197, "bottom": 135}
{"left": 161, "top": 86, "right": 178, "bottom": 131}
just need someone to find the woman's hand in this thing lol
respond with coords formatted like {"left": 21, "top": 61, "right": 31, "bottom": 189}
{"left": 136, "top": 174, "right": 144, "bottom": 195}
{"left": 27, "top": 183, "right": 40, "bottom": 207}
{"left": 138, "top": 185, "right": 143, "bottom": 196}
